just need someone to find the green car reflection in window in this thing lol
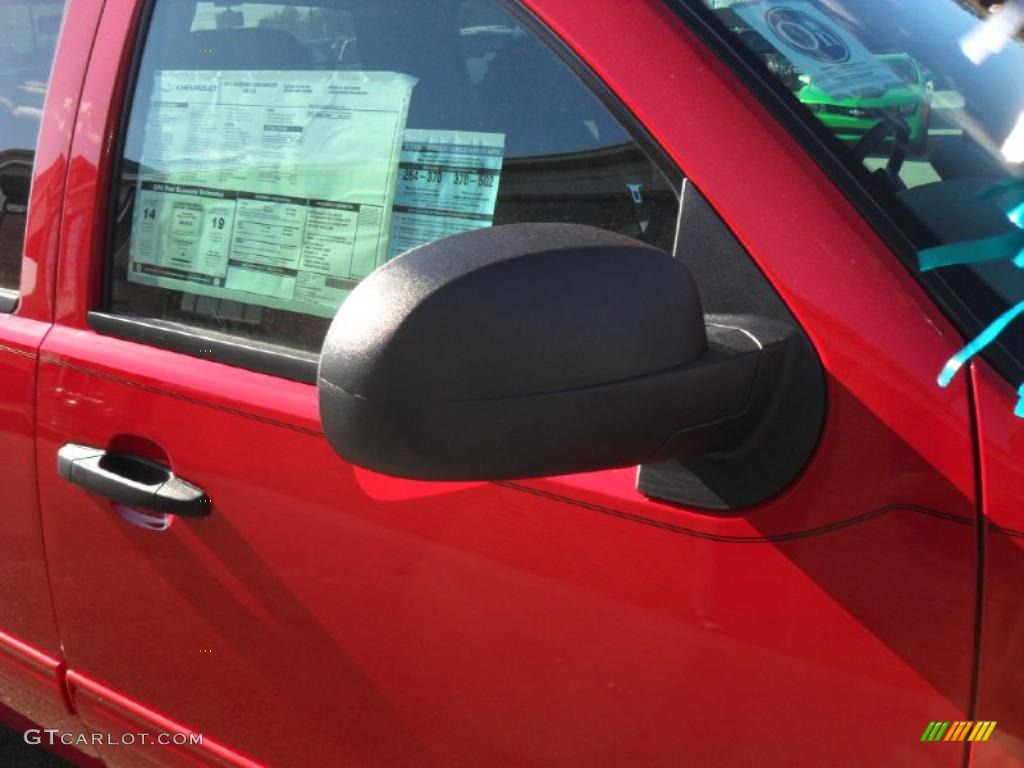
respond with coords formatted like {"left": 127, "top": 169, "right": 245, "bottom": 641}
{"left": 798, "top": 53, "right": 934, "bottom": 154}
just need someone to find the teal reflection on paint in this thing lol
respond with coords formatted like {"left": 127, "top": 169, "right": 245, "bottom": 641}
{"left": 918, "top": 180, "right": 1024, "bottom": 416}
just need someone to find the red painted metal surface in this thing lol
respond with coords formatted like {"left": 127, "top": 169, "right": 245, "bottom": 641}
{"left": 0, "top": 0, "right": 103, "bottom": 726}
{"left": 67, "top": 670, "right": 263, "bottom": 768}
{"left": 0, "top": 628, "right": 64, "bottom": 695}
{"left": 0, "top": 318, "right": 58, "bottom": 670}
{"left": 11, "top": 1, "right": 989, "bottom": 767}
{"left": 0, "top": 632, "right": 102, "bottom": 766}
{"left": 971, "top": 362, "right": 1024, "bottom": 767}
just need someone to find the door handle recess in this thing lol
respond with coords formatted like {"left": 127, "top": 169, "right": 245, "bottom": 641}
{"left": 57, "top": 443, "right": 210, "bottom": 518}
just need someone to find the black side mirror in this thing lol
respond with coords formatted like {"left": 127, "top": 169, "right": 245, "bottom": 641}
{"left": 318, "top": 223, "right": 822, "bottom": 486}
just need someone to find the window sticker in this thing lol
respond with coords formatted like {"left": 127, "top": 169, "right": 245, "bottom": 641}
{"left": 734, "top": 1, "right": 903, "bottom": 100}
{"left": 387, "top": 129, "right": 505, "bottom": 260}
{"left": 127, "top": 70, "right": 417, "bottom": 317}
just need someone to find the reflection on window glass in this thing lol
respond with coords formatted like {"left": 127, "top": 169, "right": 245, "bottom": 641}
{"left": 108, "top": 0, "right": 679, "bottom": 358}
{"left": 702, "top": 0, "right": 1024, "bottom": 373}
{"left": 0, "top": 1, "right": 65, "bottom": 294}
{"left": 885, "top": 56, "right": 918, "bottom": 86}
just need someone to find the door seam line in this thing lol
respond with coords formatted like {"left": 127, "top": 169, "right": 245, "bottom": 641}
{"left": 33, "top": 0, "right": 109, "bottom": 718}
{"left": 962, "top": 362, "right": 987, "bottom": 768}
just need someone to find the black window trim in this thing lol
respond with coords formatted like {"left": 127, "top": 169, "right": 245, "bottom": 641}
{"left": 88, "top": 310, "right": 320, "bottom": 381}
{"left": 92, "top": 0, "right": 685, "bottom": 385}
{"left": 662, "top": 0, "right": 1024, "bottom": 387}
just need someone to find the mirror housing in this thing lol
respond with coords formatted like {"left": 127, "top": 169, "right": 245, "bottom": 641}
{"left": 318, "top": 223, "right": 821, "bottom": 484}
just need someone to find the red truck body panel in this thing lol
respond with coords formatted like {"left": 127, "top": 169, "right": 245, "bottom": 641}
{"left": 0, "top": 0, "right": 1017, "bottom": 766}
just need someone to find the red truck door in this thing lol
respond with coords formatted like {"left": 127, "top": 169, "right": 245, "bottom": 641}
{"left": 34, "top": 0, "right": 980, "bottom": 766}
{"left": 0, "top": 0, "right": 104, "bottom": 747}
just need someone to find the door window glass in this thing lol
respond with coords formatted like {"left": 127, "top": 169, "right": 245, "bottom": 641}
{"left": 106, "top": 0, "right": 680, "bottom": 359}
{"left": 0, "top": 1, "right": 66, "bottom": 297}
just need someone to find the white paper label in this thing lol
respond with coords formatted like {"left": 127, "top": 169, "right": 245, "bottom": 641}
{"left": 127, "top": 70, "right": 416, "bottom": 317}
{"left": 735, "top": 1, "right": 903, "bottom": 100}
{"left": 388, "top": 129, "right": 505, "bottom": 260}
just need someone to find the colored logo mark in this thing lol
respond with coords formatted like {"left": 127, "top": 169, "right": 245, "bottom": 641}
{"left": 921, "top": 721, "right": 997, "bottom": 742}
{"left": 765, "top": 7, "right": 851, "bottom": 64}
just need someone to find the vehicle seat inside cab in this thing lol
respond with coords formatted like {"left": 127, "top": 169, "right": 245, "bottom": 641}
{"left": 475, "top": 32, "right": 628, "bottom": 157}
{"left": 347, "top": 0, "right": 478, "bottom": 131}
{"left": 121, "top": 5, "right": 318, "bottom": 158}
{"left": 159, "top": 27, "right": 315, "bottom": 70}
{"left": 0, "top": 51, "right": 48, "bottom": 216}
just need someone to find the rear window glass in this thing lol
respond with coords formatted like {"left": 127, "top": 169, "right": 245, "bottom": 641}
{"left": 0, "top": 1, "right": 66, "bottom": 296}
